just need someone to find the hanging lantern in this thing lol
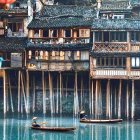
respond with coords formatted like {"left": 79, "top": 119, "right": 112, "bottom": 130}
{"left": 0, "top": 0, "right": 16, "bottom": 9}
{"left": 0, "top": 0, "right": 16, "bottom": 4}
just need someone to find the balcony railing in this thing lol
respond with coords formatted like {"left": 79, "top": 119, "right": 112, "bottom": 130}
{"left": 29, "top": 37, "right": 90, "bottom": 45}
{"left": 91, "top": 69, "right": 128, "bottom": 79}
{"left": 27, "top": 61, "right": 89, "bottom": 71}
{"left": 94, "top": 42, "right": 128, "bottom": 52}
{"left": 7, "top": 31, "right": 27, "bottom": 37}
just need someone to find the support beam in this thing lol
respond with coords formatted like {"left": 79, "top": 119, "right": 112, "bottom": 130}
{"left": 91, "top": 79, "right": 94, "bottom": 118}
{"left": 3, "top": 70, "right": 6, "bottom": 114}
{"left": 118, "top": 79, "right": 122, "bottom": 119}
{"left": 95, "top": 80, "right": 98, "bottom": 119}
{"left": 126, "top": 81, "right": 129, "bottom": 119}
{"left": 60, "top": 72, "right": 62, "bottom": 115}
{"left": 26, "top": 70, "right": 30, "bottom": 114}
{"left": 106, "top": 79, "right": 110, "bottom": 119}
{"left": 18, "top": 70, "right": 21, "bottom": 113}
{"left": 131, "top": 80, "right": 135, "bottom": 120}
{"left": 42, "top": 71, "right": 46, "bottom": 114}
{"left": 32, "top": 76, "right": 35, "bottom": 113}
{"left": 8, "top": 73, "right": 14, "bottom": 112}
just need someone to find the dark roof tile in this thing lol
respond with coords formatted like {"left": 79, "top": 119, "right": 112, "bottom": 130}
{"left": 0, "top": 37, "right": 27, "bottom": 52}
{"left": 28, "top": 16, "right": 93, "bottom": 29}
{"left": 92, "top": 19, "right": 140, "bottom": 30}
{"left": 39, "top": 5, "right": 96, "bottom": 18}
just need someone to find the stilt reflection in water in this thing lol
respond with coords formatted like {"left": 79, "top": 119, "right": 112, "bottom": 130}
{"left": 0, "top": 117, "right": 140, "bottom": 140}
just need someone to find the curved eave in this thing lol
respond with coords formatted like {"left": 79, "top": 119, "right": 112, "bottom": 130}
{"left": 26, "top": 43, "right": 92, "bottom": 51}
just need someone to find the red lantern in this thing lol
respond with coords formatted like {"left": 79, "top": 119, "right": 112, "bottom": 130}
{"left": 0, "top": 0, "right": 16, "bottom": 4}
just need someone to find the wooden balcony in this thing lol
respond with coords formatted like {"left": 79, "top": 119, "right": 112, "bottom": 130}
{"left": 29, "top": 37, "right": 90, "bottom": 45}
{"left": 131, "top": 43, "right": 140, "bottom": 52}
{"left": 94, "top": 42, "right": 128, "bottom": 52}
{"left": 27, "top": 61, "right": 89, "bottom": 71}
{"left": 90, "top": 69, "right": 128, "bottom": 79}
{"left": 129, "top": 70, "right": 140, "bottom": 79}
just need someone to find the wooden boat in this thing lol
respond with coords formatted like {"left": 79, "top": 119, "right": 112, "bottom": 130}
{"left": 80, "top": 119, "right": 123, "bottom": 123}
{"left": 31, "top": 126, "right": 76, "bottom": 132}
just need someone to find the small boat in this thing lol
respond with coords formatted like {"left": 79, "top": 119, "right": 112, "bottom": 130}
{"left": 31, "top": 126, "right": 76, "bottom": 132}
{"left": 80, "top": 119, "right": 123, "bottom": 123}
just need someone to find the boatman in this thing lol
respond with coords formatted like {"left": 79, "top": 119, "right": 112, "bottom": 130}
{"left": 32, "top": 117, "right": 40, "bottom": 127}
{"left": 80, "top": 110, "right": 87, "bottom": 120}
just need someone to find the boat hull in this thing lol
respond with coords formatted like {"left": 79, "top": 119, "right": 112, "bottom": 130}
{"left": 80, "top": 119, "right": 123, "bottom": 123}
{"left": 31, "top": 126, "right": 76, "bottom": 132}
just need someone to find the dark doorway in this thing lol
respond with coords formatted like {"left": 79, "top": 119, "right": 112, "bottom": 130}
{"left": 103, "top": 32, "right": 109, "bottom": 42}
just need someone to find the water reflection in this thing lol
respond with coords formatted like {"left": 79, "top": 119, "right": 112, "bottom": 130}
{"left": 1, "top": 118, "right": 140, "bottom": 140}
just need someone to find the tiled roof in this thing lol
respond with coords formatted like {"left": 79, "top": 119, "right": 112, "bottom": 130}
{"left": 0, "top": 37, "right": 27, "bottom": 52}
{"left": 28, "top": 16, "right": 93, "bottom": 29}
{"left": 39, "top": 5, "right": 96, "bottom": 18}
{"left": 100, "top": 1, "right": 132, "bottom": 11}
{"left": 92, "top": 19, "right": 140, "bottom": 30}
{"left": 27, "top": 42, "right": 91, "bottom": 51}
{"left": 0, "top": 9, "right": 28, "bottom": 16}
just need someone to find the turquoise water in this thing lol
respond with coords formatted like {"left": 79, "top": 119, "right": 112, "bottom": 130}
{"left": 0, "top": 116, "right": 140, "bottom": 140}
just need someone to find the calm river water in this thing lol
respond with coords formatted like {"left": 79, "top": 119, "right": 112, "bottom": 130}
{"left": 0, "top": 115, "right": 140, "bottom": 140}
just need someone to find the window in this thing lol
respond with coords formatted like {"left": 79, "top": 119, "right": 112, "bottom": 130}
{"left": 81, "top": 51, "right": 89, "bottom": 60}
{"left": 112, "top": 15, "right": 124, "bottom": 19}
{"left": 60, "top": 51, "right": 64, "bottom": 60}
{"left": 28, "top": 30, "right": 34, "bottom": 38}
{"left": 28, "top": 50, "right": 32, "bottom": 59}
{"left": 64, "top": 29, "right": 71, "bottom": 38}
{"left": 65, "top": 51, "right": 71, "bottom": 60}
{"left": 34, "top": 30, "right": 39, "bottom": 38}
{"left": 95, "top": 32, "right": 102, "bottom": 42}
{"left": 131, "top": 32, "right": 140, "bottom": 42}
{"left": 131, "top": 57, "right": 140, "bottom": 68}
{"left": 79, "top": 29, "right": 90, "bottom": 38}
{"left": 8, "top": 22, "right": 23, "bottom": 32}
{"left": 0, "top": 21, "right": 3, "bottom": 27}
{"left": 0, "top": 29, "right": 4, "bottom": 35}
{"left": 50, "top": 29, "right": 58, "bottom": 38}
{"left": 96, "top": 57, "right": 126, "bottom": 68}
{"left": 110, "top": 32, "right": 127, "bottom": 42}
{"left": 43, "top": 30, "right": 49, "bottom": 37}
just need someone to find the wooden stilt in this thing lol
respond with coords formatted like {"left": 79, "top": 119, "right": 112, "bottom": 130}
{"left": 126, "top": 81, "right": 129, "bottom": 119}
{"left": 95, "top": 80, "right": 98, "bottom": 119}
{"left": 32, "top": 76, "right": 35, "bottom": 113}
{"left": 42, "top": 71, "right": 46, "bottom": 114}
{"left": 99, "top": 80, "right": 102, "bottom": 117}
{"left": 59, "top": 72, "right": 62, "bottom": 115}
{"left": 106, "top": 79, "right": 110, "bottom": 119}
{"left": 118, "top": 79, "right": 122, "bottom": 119}
{"left": 56, "top": 75, "right": 59, "bottom": 114}
{"left": 26, "top": 70, "right": 30, "bottom": 114}
{"left": 114, "top": 88, "right": 117, "bottom": 116}
{"left": 6, "top": 73, "right": 9, "bottom": 112}
{"left": 89, "top": 76, "right": 91, "bottom": 117}
{"left": 3, "top": 70, "right": 6, "bottom": 114}
{"left": 80, "top": 76, "right": 83, "bottom": 111}
{"left": 91, "top": 80, "right": 94, "bottom": 118}
{"left": 49, "top": 72, "right": 53, "bottom": 116}
{"left": 8, "top": 73, "right": 14, "bottom": 112}
{"left": 21, "top": 72, "right": 27, "bottom": 113}
{"left": 18, "top": 70, "right": 21, "bottom": 113}
{"left": 75, "top": 71, "right": 79, "bottom": 116}
{"left": 131, "top": 80, "right": 135, "bottom": 120}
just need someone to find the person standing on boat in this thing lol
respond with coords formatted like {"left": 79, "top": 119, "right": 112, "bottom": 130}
{"left": 80, "top": 111, "right": 87, "bottom": 120}
{"left": 32, "top": 117, "right": 40, "bottom": 127}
